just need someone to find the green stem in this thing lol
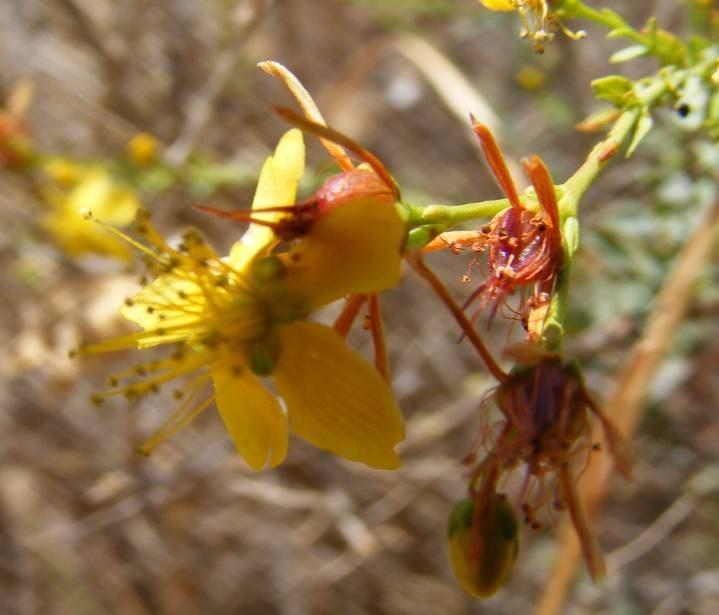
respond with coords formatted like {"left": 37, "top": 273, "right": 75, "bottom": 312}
{"left": 404, "top": 198, "right": 509, "bottom": 227}
{"left": 560, "top": 0, "right": 645, "bottom": 46}
{"left": 560, "top": 107, "right": 640, "bottom": 217}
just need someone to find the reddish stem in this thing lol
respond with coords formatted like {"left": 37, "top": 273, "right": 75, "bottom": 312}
{"left": 408, "top": 253, "right": 508, "bottom": 384}
{"left": 333, "top": 294, "right": 367, "bottom": 337}
{"left": 368, "top": 293, "right": 391, "bottom": 383}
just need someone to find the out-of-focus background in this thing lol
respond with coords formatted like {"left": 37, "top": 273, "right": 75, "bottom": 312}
{"left": 1, "top": 1, "right": 718, "bottom": 613}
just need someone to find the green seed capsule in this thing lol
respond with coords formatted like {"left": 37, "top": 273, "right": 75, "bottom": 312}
{"left": 447, "top": 494, "right": 519, "bottom": 598}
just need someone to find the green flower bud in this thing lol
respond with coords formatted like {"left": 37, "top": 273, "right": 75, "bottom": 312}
{"left": 447, "top": 494, "right": 519, "bottom": 598}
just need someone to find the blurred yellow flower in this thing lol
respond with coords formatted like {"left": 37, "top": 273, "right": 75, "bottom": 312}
{"left": 127, "top": 132, "right": 160, "bottom": 166}
{"left": 478, "top": 0, "right": 516, "bottom": 10}
{"left": 43, "top": 158, "right": 83, "bottom": 186}
{"left": 79, "top": 129, "right": 405, "bottom": 471}
{"left": 42, "top": 166, "right": 141, "bottom": 261}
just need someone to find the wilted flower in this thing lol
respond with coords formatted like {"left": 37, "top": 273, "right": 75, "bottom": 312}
{"left": 428, "top": 119, "right": 563, "bottom": 337}
{"left": 76, "top": 129, "right": 406, "bottom": 470}
{"left": 465, "top": 349, "right": 632, "bottom": 581}
{"left": 477, "top": 1, "right": 585, "bottom": 52}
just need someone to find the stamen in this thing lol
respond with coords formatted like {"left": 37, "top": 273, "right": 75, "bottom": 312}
{"left": 138, "top": 374, "right": 214, "bottom": 455}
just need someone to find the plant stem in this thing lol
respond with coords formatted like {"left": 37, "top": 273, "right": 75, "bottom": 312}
{"left": 404, "top": 198, "right": 509, "bottom": 228}
{"left": 560, "top": 0, "right": 645, "bottom": 46}
{"left": 560, "top": 107, "right": 640, "bottom": 217}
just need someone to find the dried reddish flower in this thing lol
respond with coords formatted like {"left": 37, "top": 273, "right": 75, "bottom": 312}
{"left": 466, "top": 350, "right": 632, "bottom": 580}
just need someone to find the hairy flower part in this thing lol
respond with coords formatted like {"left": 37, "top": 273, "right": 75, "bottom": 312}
{"left": 477, "top": 1, "right": 586, "bottom": 53}
{"left": 466, "top": 352, "right": 632, "bottom": 581}
{"left": 447, "top": 493, "right": 519, "bottom": 598}
{"left": 42, "top": 165, "right": 141, "bottom": 261}
{"left": 76, "top": 130, "right": 406, "bottom": 471}
{"left": 433, "top": 119, "right": 563, "bottom": 335}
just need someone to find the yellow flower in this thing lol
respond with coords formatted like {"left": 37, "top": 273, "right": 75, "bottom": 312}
{"left": 42, "top": 166, "right": 141, "bottom": 261}
{"left": 44, "top": 158, "right": 83, "bottom": 186}
{"left": 479, "top": 0, "right": 516, "bottom": 10}
{"left": 127, "top": 132, "right": 160, "bottom": 166}
{"left": 78, "top": 129, "right": 406, "bottom": 470}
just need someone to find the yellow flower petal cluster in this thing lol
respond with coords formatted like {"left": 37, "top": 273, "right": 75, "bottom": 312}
{"left": 79, "top": 129, "right": 406, "bottom": 470}
{"left": 42, "top": 165, "right": 141, "bottom": 261}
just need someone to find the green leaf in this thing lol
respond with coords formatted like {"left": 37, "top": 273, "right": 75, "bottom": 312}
{"left": 626, "top": 110, "right": 654, "bottom": 157}
{"left": 592, "top": 75, "right": 635, "bottom": 107}
{"left": 610, "top": 45, "right": 648, "bottom": 64}
{"left": 607, "top": 27, "right": 635, "bottom": 40}
{"left": 562, "top": 216, "right": 580, "bottom": 259}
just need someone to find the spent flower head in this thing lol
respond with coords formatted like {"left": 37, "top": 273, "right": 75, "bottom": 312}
{"left": 429, "top": 120, "right": 563, "bottom": 338}
{"left": 75, "top": 129, "right": 406, "bottom": 470}
{"left": 478, "top": 0, "right": 586, "bottom": 52}
{"left": 464, "top": 348, "right": 632, "bottom": 582}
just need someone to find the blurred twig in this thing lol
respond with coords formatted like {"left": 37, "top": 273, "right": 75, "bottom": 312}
{"left": 165, "top": 0, "right": 271, "bottom": 166}
{"left": 52, "top": 0, "right": 144, "bottom": 125}
{"left": 606, "top": 465, "right": 719, "bottom": 573}
{"left": 322, "top": 33, "right": 524, "bottom": 185}
{"left": 537, "top": 199, "right": 719, "bottom": 615}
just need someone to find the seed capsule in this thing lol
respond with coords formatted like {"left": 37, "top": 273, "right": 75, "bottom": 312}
{"left": 447, "top": 494, "right": 519, "bottom": 598}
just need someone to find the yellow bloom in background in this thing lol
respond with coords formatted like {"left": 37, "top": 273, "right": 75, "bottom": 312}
{"left": 78, "top": 129, "right": 405, "bottom": 471}
{"left": 479, "top": 0, "right": 516, "bottom": 10}
{"left": 44, "top": 158, "right": 83, "bottom": 186}
{"left": 127, "top": 132, "right": 160, "bottom": 166}
{"left": 42, "top": 166, "right": 141, "bottom": 261}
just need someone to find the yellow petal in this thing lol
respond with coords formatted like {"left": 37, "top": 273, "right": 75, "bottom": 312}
{"left": 273, "top": 322, "right": 404, "bottom": 469}
{"left": 72, "top": 170, "right": 140, "bottom": 226}
{"left": 479, "top": 0, "right": 516, "bottom": 11}
{"left": 42, "top": 169, "right": 141, "bottom": 261}
{"left": 282, "top": 197, "right": 405, "bottom": 309}
{"left": 212, "top": 366, "right": 288, "bottom": 470}
{"left": 230, "top": 129, "right": 305, "bottom": 268}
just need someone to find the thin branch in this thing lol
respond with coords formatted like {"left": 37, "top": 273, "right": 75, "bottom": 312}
{"left": 164, "top": 0, "right": 270, "bottom": 166}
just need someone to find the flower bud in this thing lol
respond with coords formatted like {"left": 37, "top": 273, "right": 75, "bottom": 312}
{"left": 447, "top": 494, "right": 519, "bottom": 598}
